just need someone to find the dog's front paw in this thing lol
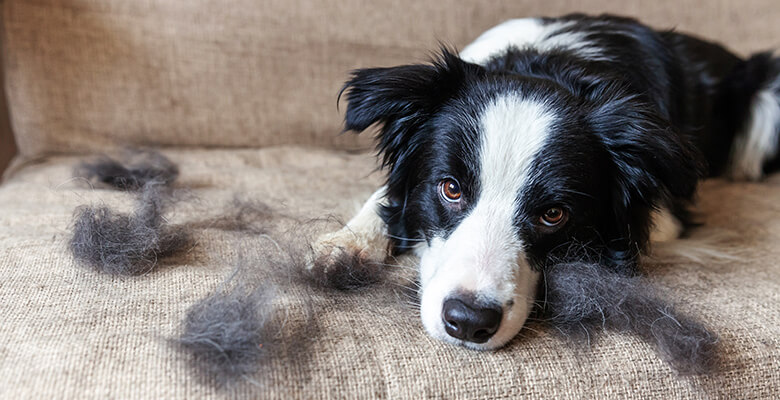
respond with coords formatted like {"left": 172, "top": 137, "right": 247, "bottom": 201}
{"left": 307, "top": 229, "right": 388, "bottom": 290}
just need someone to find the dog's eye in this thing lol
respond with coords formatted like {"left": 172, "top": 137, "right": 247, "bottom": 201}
{"left": 540, "top": 207, "right": 567, "bottom": 227}
{"left": 439, "top": 179, "right": 462, "bottom": 202}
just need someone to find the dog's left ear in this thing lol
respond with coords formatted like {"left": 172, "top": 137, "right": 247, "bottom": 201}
{"left": 340, "top": 49, "right": 484, "bottom": 171}
{"left": 588, "top": 92, "right": 706, "bottom": 268}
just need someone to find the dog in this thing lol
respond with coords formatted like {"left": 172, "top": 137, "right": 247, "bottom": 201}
{"left": 312, "top": 14, "right": 780, "bottom": 350}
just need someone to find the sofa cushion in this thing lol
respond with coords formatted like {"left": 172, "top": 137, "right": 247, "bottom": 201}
{"left": 0, "top": 147, "right": 778, "bottom": 398}
{"left": 4, "top": 0, "right": 780, "bottom": 158}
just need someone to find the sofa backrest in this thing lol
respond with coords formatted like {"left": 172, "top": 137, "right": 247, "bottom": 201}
{"left": 3, "top": 0, "right": 779, "bottom": 158}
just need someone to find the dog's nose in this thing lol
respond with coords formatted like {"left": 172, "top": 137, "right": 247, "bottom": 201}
{"left": 442, "top": 297, "right": 502, "bottom": 343}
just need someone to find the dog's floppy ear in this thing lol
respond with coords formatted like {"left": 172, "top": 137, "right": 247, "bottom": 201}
{"left": 340, "top": 49, "right": 483, "bottom": 171}
{"left": 587, "top": 90, "right": 706, "bottom": 269}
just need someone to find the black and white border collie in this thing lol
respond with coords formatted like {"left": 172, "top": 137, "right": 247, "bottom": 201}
{"left": 313, "top": 14, "right": 780, "bottom": 350}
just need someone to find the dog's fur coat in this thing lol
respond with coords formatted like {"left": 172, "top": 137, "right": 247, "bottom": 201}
{"left": 313, "top": 13, "right": 780, "bottom": 357}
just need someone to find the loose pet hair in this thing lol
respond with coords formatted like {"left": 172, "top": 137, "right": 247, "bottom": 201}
{"left": 178, "top": 276, "right": 276, "bottom": 387}
{"left": 69, "top": 181, "right": 191, "bottom": 275}
{"left": 312, "top": 13, "right": 780, "bottom": 372}
{"left": 75, "top": 150, "right": 179, "bottom": 191}
{"left": 541, "top": 262, "right": 718, "bottom": 375}
{"left": 177, "top": 223, "right": 390, "bottom": 388}
{"left": 67, "top": 152, "right": 391, "bottom": 386}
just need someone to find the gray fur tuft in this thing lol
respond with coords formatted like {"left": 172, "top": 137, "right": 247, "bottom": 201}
{"left": 308, "top": 249, "right": 386, "bottom": 291}
{"left": 542, "top": 262, "right": 719, "bottom": 375}
{"left": 68, "top": 182, "right": 191, "bottom": 275}
{"left": 178, "top": 281, "right": 274, "bottom": 387}
{"left": 75, "top": 150, "right": 179, "bottom": 191}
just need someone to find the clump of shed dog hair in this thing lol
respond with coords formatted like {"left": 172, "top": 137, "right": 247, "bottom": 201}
{"left": 236, "top": 214, "right": 390, "bottom": 292}
{"left": 176, "top": 237, "right": 326, "bottom": 388}
{"left": 270, "top": 217, "right": 389, "bottom": 292}
{"left": 187, "top": 199, "right": 389, "bottom": 291}
{"left": 307, "top": 245, "right": 387, "bottom": 291}
{"left": 75, "top": 149, "right": 179, "bottom": 191}
{"left": 541, "top": 262, "right": 719, "bottom": 375}
{"left": 69, "top": 182, "right": 191, "bottom": 275}
{"left": 176, "top": 221, "right": 405, "bottom": 388}
{"left": 178, "top": 270, "right": 276, "bottom": 387}
{"left": 68, "top": 150, "right": 400, "bottom": 385}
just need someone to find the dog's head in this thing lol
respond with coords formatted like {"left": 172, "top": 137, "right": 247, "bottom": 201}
{"left": 341, "top": 50, "right": 702, "bottom": 349}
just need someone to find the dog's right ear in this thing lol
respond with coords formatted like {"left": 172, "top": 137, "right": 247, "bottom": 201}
{"left": 340, "top": 50, "right": 484, "bottom": 171}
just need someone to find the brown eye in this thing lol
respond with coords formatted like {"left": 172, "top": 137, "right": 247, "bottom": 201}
{"left": 540, "top": 207, "right": 567, "bottom": 227}
{"left": 439, "top": 179, "right": 462, "bottom": 202}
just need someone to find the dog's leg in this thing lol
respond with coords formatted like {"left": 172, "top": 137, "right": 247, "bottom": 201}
{"left": 649, "top": 207, "right": 683, "bottom": 243}
{"left": 726, "top": 55, "right": 780, "bottom": 180}
{"left": 310, "top": 186, "right": 391, "bottom": 271}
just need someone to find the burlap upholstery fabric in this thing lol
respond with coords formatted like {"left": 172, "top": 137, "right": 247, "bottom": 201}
{"left": 2, "top": 0, "right": 780, "bottom": 398}
{"left": 0, "top": 148, "right": 778, "bottom": 398}
{"left": 3, "top": 0, "right": 780, "bottom": 158}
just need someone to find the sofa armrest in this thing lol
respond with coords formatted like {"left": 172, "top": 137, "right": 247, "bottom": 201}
{"left": 0, "top": 7, "right": 17, "bottom": 179}
{"left": 0, "top": 87, "right": 16, "bottom": 179}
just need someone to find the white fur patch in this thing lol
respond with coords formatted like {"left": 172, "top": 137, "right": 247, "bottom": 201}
{"left": 729, "top": 75, "right": 780, "bottom": 181}
{"left": 649, "top": 207, "right": 683, "bottom": 243}
{"left": 460, "top": 18, "right": 606, "bottom": 65}
{"left": 418, "top": 94, "right": 554, "bottom": 349}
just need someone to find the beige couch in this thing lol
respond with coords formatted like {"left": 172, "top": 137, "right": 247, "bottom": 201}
{"left": 1, "top": 1, "right": 779, "bottom": 398}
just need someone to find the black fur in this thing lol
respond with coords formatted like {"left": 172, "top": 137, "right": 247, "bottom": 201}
{"left": 710, "top": 51, "right": 780, "bottom": 176}
{"left": 341, "top": 14, "right": 779, "bottom": 273}
{"left": 339, "top": 13, "right": 780, "bottom": 373}
{"left": 343, "top": 48, "right": 703, "bottom": 272}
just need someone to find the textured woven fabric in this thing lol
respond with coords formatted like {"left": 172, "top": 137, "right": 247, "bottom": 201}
{"left": 4, "top": 0, "right": 780, "bottom": 158}
{"left": 0, "top": 148, "right": 778, "bottom": 398}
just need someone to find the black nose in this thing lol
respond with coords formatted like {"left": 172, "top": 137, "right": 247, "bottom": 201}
{"left": 442, "top": 297, "right": 503, "bottom": 343}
